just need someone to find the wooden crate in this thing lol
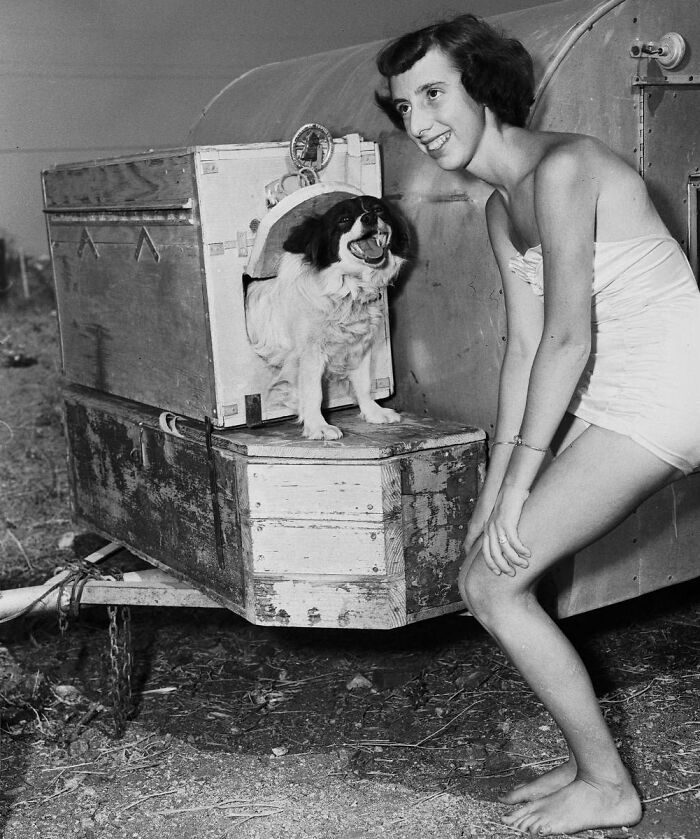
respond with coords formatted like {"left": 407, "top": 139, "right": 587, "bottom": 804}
{"left": 42, "top": 136, "right": 392, "bottom": 428}
{"left": 63, "top": 385, "right": 486, "bottom": 629}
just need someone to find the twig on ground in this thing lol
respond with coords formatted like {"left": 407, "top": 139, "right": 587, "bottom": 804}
{"left": 123, "top": 787, "right": 179, "bottom": 811}
{"left": 42, "top": 761, "right": 100, "bottom": 773}
{"left": 600, "top": 680, "right": 656, "bottom": 704}
{"left": 0, "top": 418, "right": 13, "bottom": 444}
{"left": 482, "top": 818, "right": 528, "bottom": 835}
{"left": 97, "top": 732, "right": 158, "bottom": 756}
{"left": 157, "top": 799, "right": 284, "bottom": 816}
{"left": 642, "top": 781, "right": 700, "bottom": 804}
{"left": 414, "top": 699, "right": 484, "bottom": 747}
{"left": 4, "top": 528, "right": 34, "bottom": 570}
{"left": 228, "top": 809, "right": 284, "bottom": 826}
{"left": 383, "top": 790, "right": 450, "bottom": 825}
{"left": 506, "top": 752, "right": 566, "bottom": 769}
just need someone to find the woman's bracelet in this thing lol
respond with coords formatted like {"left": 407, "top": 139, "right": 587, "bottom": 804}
{"left": 490, "top": 435, "right": 548, "bottom": 453}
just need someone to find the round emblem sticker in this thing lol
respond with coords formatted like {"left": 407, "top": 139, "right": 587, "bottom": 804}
{"left": 289, "top": 123, "right": 334, "bottom": 172}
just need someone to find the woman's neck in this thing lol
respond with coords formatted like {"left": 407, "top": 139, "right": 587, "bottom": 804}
{"left": 467, "top": 114, "right": 546, "bottom": 197}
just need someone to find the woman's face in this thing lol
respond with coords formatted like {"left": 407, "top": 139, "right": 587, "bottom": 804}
{"left": 389, "top": 48, "right": 486, "bottom": 171}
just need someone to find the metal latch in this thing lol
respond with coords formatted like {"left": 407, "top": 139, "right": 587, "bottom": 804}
{"left": 630, "top": 32, "right": 686, "bottom": 69}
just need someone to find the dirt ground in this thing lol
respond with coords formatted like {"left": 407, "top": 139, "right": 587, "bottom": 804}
{"left": 1, "top": 286, "right": 699, "bottom": 839}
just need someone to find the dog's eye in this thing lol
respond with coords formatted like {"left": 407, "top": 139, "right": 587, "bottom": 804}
{"left": 338, "top": 215, "right": 352, "bottom": 227}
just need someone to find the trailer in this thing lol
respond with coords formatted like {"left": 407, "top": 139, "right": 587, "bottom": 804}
{"left": 3, "top": 0, "right": 699, "bottom": 635}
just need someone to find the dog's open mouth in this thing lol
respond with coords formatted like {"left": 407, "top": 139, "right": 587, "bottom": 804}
{"left": 349, "top": 232, "right": 389, "bottom": 265}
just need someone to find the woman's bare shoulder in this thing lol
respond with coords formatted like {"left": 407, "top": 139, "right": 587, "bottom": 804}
{"left": 536, "top": 133, "right": 638, "bottom": 187}
{"left": 534, "top": 133, "right": 660, "bottom": 237}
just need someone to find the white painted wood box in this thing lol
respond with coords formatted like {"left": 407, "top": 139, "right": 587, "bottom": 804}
{"left": 42, "top": 136, "right": 393, "bottom": 427}
{"left": 63, "top": 385, "right": 486, "bottom": 629}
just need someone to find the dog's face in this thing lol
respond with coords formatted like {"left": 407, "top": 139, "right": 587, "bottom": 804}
{"left": 283, "top": 196, "right": 409, "bottom": 272}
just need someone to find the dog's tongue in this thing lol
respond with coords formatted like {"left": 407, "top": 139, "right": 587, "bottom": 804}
{"left": 355, "top": 238, "right": 384, "bottom": 260}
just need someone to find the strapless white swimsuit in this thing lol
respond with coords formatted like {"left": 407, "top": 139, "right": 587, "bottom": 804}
{"left": 509, "top": 235, "right": 700, "bottom": 474}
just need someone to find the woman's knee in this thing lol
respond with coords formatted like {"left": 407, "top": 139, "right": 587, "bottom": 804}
{"left": 460, "top": 556, "right": 497, "bottom": 620}
{"left": 460, "top": 553, "right": 531, "bottom": 627}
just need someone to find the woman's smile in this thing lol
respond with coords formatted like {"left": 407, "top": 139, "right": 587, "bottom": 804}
{"left": 424, "top": 130, "right": 451, "bottom": 154}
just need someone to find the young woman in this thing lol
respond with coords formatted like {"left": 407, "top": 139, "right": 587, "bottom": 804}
{"left": 376, "top": 14, "right": 700, "bottom": 837}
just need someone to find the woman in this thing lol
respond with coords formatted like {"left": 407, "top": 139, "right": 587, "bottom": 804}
{"left": 376, "top": 14, "right": 700, "bottom": 837}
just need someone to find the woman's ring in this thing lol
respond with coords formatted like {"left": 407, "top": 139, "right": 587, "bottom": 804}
{"left": 497, "top": 535, "right": 508, "bottom": 544}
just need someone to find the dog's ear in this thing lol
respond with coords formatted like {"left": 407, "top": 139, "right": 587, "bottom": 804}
{"left": 283, "top": 214, "right": 335, "bottom": 268}
{"left": 380, "top": 200, "right": 411, "bottom": 259}
{"left": 283, "top": 215, "right": 323, "bottom": 254}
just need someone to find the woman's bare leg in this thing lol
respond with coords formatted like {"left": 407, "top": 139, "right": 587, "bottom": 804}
{"left": 460, "top": 425, "right": 679, "bottom": 836}
{"left": 498, "top": 415, "right": 590, "bottom": 803}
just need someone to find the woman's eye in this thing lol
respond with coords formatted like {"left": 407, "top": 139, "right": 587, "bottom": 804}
{"left": 395, "top": 103, "right": 410, "bottom": 117}
{"left": 427, "top": 88, "right": 442, "bottom": 101}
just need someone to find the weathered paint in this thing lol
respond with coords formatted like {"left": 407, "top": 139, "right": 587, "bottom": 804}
{"left": 401, "top": 447, "right": 482, "bottom": 614}
{"left": 65, "top": 395, "right": 248, "bottom": 612}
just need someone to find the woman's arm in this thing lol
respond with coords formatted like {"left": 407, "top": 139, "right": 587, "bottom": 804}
{"left": 464, "top": 191, "right": 544, "bottom": 553}
{"left": 484, "top": 141, "right": 597, "bottom": 574}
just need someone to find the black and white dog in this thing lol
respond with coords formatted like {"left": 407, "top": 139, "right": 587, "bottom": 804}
{"left": 245, "top": 195, "right": 409, "bottom": 439}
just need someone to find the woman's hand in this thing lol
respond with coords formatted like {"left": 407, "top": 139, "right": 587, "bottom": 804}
{"left": 481, "top": 484, "right": 531, "bottom": 576}
{"left": 464, "top": 516, "right": 487, "bottom": 557}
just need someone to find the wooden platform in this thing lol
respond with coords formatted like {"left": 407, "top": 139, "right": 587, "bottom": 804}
{"left": 63, "top": 385, "right": 486, "bottom": 629}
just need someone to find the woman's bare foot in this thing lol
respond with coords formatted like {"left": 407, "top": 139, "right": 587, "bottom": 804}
{"left": 499, "top": 758, "right": 577, "bottom": 804}
{"left": 501, "top": 775, "right": 642, "bottom": 836}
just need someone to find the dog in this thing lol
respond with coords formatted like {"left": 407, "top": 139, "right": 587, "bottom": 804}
{"left": 245, "top": 195, "right": 409, "bottom": 439}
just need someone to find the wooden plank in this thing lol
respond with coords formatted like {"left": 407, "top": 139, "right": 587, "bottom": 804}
{"left": 552, "top": 471, "right": 700, "bottom": 618}
{"left": 51, "top": 224, "right": 213, "bottom": 418}
{"left": 207, "top": 411, "right": 485, "bottom": 459}
{"left": 402, "top": 445, "right": 484, "bottom": 615}
{"left": 251, "top": 518, "right": 401, "bottom": 576}
{"left": 96, "top": 541, "right": 249, "bottom": 619}
{"left": 64, "top": 397, "right": 247, "bottom": 610}
{"left": 252, "top": 575, "right": 406, "bottom": 629}
{"left": 638, "top": 474, "right": 700, "bottom": 594}
{"left": 247, "top": 461, "right": 388, "bottom": 521}
{"left": 43, "top": 153, "right": 195, "bottom": 209}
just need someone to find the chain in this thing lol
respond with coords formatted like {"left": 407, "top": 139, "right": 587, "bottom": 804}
{"left": 107, "top": 604, "right": 133, "bottom": 738}
{"left": 57, "top": 604, "right": 69, "bottom": 637}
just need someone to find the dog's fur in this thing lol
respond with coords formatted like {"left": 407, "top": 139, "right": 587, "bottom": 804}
{"left": 245, "top": 195, "right": 409, "bottom": 439}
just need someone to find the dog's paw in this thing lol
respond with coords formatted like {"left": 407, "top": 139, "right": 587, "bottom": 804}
{"left": 361, "top": 404, "right": 401, "bottom": 425}
{"left": 303, "top": 422, "right": 344, "bottom": 440}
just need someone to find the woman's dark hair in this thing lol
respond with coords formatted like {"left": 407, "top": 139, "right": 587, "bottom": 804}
{"left": 375, "top": 14, "right": 534, "bottom": 129}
